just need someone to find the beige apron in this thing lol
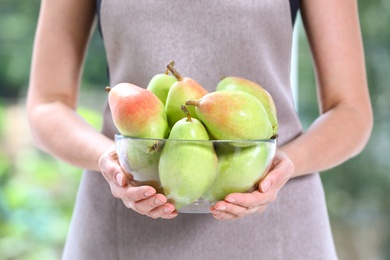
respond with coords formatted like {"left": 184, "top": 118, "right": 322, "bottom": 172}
{"left": 63, "top": 1, "right": 337, "bottom": 259}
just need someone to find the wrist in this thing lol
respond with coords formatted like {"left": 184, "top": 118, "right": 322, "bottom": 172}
{"left": 97, "top": 143, "right": 117, "bottom": 171}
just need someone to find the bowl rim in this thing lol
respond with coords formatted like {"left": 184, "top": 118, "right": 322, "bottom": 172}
{"left": 114, "top": 134, "right": 277, "bottom": 144}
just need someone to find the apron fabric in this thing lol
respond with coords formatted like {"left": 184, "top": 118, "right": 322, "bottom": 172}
{"left": 63, "top": 1, "right": 337, "bottom": 259}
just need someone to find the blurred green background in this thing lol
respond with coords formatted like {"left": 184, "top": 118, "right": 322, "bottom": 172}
{"left": 0, "top": 1, "right": 389, "bottom": 259}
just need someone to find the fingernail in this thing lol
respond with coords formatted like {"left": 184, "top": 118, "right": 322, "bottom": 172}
{"left": 163, "top": 207, "right": 171, "bottom": 213}
{"left": 154, "top": 198, "right": 164, "bottom": 205}
{"left": 261, "top": 180, "right": 271, "bottom": 192}
{"left": 115, "top": 173, "right": 123, "bottom": 186}
{"left": 144, "top": 191, "right": 153, "bottom": 197}
{"left": 226, "top": 197, "right": 236, "bottom": 203}
{"left": 216, "top": 205, "right": 226, "bottom": 210}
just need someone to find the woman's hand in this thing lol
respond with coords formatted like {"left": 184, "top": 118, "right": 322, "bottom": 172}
{"left": 210, "top": 150, "right": 294, "bottom": 220}
{"left": 98, "top": 145, "right": 178, "bottom": 219}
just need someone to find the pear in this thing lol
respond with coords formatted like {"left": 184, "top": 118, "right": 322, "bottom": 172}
{"left": 165, "top": 62, "right": 208, "bottom": 128}
{"left": 106, "top": 83, "right": 169, "bottom": 138}
{"left": 202, "top": 141, "right": 275, "bottom": 201}
{"left": 116, "top": 136, "right": 162, "bottom": 191}
{"left": 186, "top": 89, "right": 273, "bottom": 141}
{"left": 146, "top": 61, "right": 178, "bottom": 105}
{"left": 217, "top": 76, "right": 278, "bottom": 136}
{"left": 106, "top": 83, "right": 169, "bottom": 152}
{"left": 126, "top": 139, "right": 161, "bottom": 182}
{"left": 158, "top": 106, "right": 218, "bottom": 210}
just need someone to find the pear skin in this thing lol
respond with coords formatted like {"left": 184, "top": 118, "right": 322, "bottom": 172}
{"left": 146, "top": 62, "right": 178, "bottom": 105}
{"left": 116, "top": 135, "right": 163, "bottom": 192}
{"left": 126, "top": 139, "right": 161, "bottom": 183}
{"left": 186, "top": 90, "right": 273, "bottom": 141}
{"left": 158, "top": 106, "right": 218, "bottom": 209}
{"left": 202, "top": 141, "right": 275, "bottom": 201}
{"left": 107, "top": 83, "right": 169, "bottom": 144}
{"left": 217, "top": 76, "right": 278, "bottom": 136}
{"left": 165, "top": 63, "right": 208, "bottom": 128}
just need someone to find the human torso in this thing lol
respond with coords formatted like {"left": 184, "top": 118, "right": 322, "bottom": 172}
{"left": 99, "top": 0, "right": 302, "bottom": 145}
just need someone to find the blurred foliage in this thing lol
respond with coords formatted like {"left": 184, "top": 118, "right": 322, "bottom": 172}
{"left": 0, "top": 105, "right": 102, "bottom": 259}
{"left": 0, "top": 0, "right": 108, "bottom": 99}
{"left": 0, "top": 0, "right": 389, "bottom": 259}
{"left": 0, "top": 0, "right": 39, "bottom": 99}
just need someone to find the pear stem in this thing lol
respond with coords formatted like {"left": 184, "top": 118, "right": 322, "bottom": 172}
{"left": 105, "top": 86, "right": 111, "bottom": 93}
{"left": 165, "top": 60, "right": 175, "bottom": 75}
{"left": 180, "top": 105, "right": 192, "bottom": 122}
{"left": 185, "top": 100, "right": 200, "bottom": 107}
{"left": 167, "top": 60, "right": 183, "bottom": 81}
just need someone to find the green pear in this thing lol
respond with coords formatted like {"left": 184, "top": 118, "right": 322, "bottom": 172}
{"left": 158, "top": 106, "right": 218, "bottom": 210}
{"left": 146, "top": 61, "right": 178, "bottom": 105}
{"left": 202, "top": 141, "right": 275, "bottom": 201}
{"left": 126, "top": 139, "right": 161, "bottom": 182}
{"left": 186, "top": 90, "right": 273, "bottom": 141}
{"left": 165, "top": 63, "right": 208, "bottom": 128}
{"left": 116, "top": 135, "right": 163, "bottom": 192}
{"left": 217, "top": 76, "right": 278, "bottom": 136}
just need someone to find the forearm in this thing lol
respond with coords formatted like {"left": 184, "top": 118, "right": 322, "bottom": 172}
{"left": 27, "top": 0, "right": 104, "bottom": 170}
{"left": 284, "top": 0, "right": 374, "bottom": 177}
{"left": 28, "top": 101, "right": 113, "bottom": 171}
{"left": 280, "top": 102, "right": 372, "bottom": 177}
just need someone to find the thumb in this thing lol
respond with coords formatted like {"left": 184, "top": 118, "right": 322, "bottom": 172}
{"left": 115, "top": 172, "right": 126, "bottom": 187}
{"left": 259, "top": 150, "right": 294, "bottom": 193}
{"left": 98, "top": 146, "right": 129, "bottom": 187}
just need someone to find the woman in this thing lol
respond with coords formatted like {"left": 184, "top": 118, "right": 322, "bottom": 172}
{"left": 27, "top": 0, "right": 372, "bottom": 259}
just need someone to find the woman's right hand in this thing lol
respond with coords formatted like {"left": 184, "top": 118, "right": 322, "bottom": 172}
{"left": 98, "top": 145, "right": 178, "bottom": 219}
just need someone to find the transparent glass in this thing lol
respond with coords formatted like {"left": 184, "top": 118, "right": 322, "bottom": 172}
{"left": 115, "top": 134, "right": 277, "bottom": 213}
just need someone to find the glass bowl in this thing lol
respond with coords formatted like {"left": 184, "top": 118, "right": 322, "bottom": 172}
{"left": 115, "top": 134, "right": 276, "bottom": 213}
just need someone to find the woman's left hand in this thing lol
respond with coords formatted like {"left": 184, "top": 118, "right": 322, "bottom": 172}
{"left": 210, "top": 149, "right": 294, "bottom": 220}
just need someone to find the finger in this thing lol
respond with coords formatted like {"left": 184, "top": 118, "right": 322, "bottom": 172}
{"left": 124, "top": 185, "right": 157, "bottom": 202}
{"left": 147, "top": 203, "right": 178, "bottom": 219}
{"left": 99, "top": 148, "right": 128, "bottom": 187}
{"left": 101, "top": 166, "right": 127, "bottom": 187}
{"left": 224, "top": 191, "right": 271, "bottom": 209}
{"left": 110, "top": 185, "right": 156, "bottom": 210}
{"left": 212, "top": 199, "right": 260, "bottom": 219}
{"left": 129, "top": 193, "right": 167, "bottom": 215}
{"left": 210, "top": 202, "right": 238, "bottom": 220}
{"left": 259, "top": 151, "right": 294, "bottom": 193}
{"left": 212, "top": 208, "right": 238, "bottom": 220}
{"left": 259, "top": 165, "right": 290, "bottom": 193}
{"left": 212, "top": 202, "right": 262, "bottom": 220}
